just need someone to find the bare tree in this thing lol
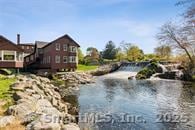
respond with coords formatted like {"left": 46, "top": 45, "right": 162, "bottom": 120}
{"left": 157, "top": 22, "right": 194, "bottom": 66}
{"left": 154, "top": 45, "right": 172, "bottom": 60}
{"left": 176, "top": 0, "right": 195, "bottom": 24}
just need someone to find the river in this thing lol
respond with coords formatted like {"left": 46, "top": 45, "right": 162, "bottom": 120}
{"left": 77, "top": 67, "right": 195, "bottom": 130}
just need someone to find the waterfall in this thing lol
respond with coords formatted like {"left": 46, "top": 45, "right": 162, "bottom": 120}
{"left": 119, "top": 62, "right": 143, "bottom": 72}
{"left": 158, "top": 63, "right": 168, "bottom": 73}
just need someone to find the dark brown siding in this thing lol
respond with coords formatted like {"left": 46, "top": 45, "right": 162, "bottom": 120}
{"left": 24, "top": 34, "right": 79, "bottom": 72}
{"left": 0, "top": 36, "right": 24, "bottom": 68}
{"left": 0, "top": 61, "right": 23, "bottom": 68}
{"left": 18, "top": 44, "right": 35, "bottom": 54}
{"left": 0, "top": 36, "right": 23, "bottom": 52}
{"left": 43, "top": 36, "right": 78, "bottom": 71}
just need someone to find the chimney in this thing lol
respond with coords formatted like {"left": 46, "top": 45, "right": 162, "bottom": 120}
{"left": 17, "top": 34, "right": 20, "bottom": 44}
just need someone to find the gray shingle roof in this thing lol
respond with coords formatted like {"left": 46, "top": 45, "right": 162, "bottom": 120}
{"left": 35, "top": 41, "right": 48, "bottom": 48}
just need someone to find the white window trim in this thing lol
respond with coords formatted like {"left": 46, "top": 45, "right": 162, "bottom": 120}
{"left": 69, "top": 56, "right": 76, "bottom": 63}
{"left": 69, "top": 46, "right": 77, "bottom": 53}
{"left": 55, "top": 55, "right": 60, "bottom": 63}
{"left": 63, "top": 56, "right": 68, "bottom": 63}
{"left": 63, "top": 44, "right": 67, "bottom": 51}
{"left": 3, "top": 51, "right": 16, "bottom": 61}
{"left": 56, "top": 43, "right": 60, "bottom": 51}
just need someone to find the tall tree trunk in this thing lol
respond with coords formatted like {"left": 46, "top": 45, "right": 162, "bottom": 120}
{"left": 174, "top": 38, "right": 194, "bottom": 67}
{"left": 183, "top": 47, "right": 194, "bottom": 67}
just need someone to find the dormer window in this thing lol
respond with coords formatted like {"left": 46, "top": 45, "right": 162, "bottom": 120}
{"left": 56, "top": 43, "right": 60, "bottom": 51}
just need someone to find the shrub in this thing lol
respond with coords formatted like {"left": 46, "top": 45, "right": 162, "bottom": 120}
{"left": 136, "top": 62, "right": 159, "bottom": 79}
{"left": 51, "top": 75, "right": 64, "bottom": 86}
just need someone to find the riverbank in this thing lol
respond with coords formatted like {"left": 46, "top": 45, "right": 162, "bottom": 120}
{"left": 0, "top": 72, "right": 94, "bottom": 129}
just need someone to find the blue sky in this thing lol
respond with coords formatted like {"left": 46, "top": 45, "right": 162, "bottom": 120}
{"left": 0, "top": 0, "right": 183, "bottom": 54}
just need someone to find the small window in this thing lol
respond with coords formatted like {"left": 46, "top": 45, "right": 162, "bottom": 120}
{"left": 22, "top": 46, "right": 24, "bottom": 49}
{"left": 55, "top": 55, "right": 60, "bottom": 63}
{"left": 63, "top": 56, "right": 68, "bottom": 63}
{"left": 27, "top": 46, "right": 29, "bottom": 50}
{"left": 56, "top": 43, "right": 60, "bottom": 51}
{"left": 4, "top": 51, "right": 15, "bottom": 61}
{"left": 63, "top": 44, "right": 67, "bottom": 51}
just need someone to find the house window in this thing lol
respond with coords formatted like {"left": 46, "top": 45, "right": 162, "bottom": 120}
{"left": 70, "top": 46, "right": 76, "bottom": 52}
{"left": 63, "top": 56, "right": 68, "bottom": 63}
{"left": 69, "top": 56, "right": 76, "bottom": 63}
{"left": 63, "top": 44, "right": 67, "bottom": 51}
{"left": 3, "top": 51, "right": 15, "bottom": 61}
{"left": 27, "top": 46, "right": 29, "bottom": 49}
{"left": 22, "top": 46, "right": 24, "bottom": 49}
{"left": 55, "top": 55, "right": 60, "bottom": 63}
{"left": 56, "top": 43, "right": 60, "bottom": 51}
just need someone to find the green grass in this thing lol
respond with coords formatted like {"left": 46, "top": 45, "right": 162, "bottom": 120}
{"left": 0, "top": 77, "right": 16, "bottom": 109}
{"left": 77, "top": 64, "right": 98, "bottom": 72}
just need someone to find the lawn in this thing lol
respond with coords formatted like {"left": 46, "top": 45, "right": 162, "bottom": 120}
{"left": 77, "top": 64, "right": 98, "bottom": 72}
{"left": 0, "top": 77, "right": 16, "bottom": 111}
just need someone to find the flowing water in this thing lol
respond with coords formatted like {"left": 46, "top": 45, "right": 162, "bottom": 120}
{"left": 77, "top": 66, "right": 195, "bottom": 130}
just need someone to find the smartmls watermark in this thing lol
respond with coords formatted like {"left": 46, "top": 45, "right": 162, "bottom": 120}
{"left": 43, "top": 112, "right": 190, "bottom": 124}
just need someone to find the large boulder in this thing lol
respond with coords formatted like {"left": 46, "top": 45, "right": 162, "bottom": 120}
{"left": 62, "top": 123, "right": 80, "bottom": 130}
{"left": 158, "top": 70, "right": 183, "bottom": 80}
{"left": 7, "top": 74, "right": 79, "bottom": 129}
{"left": 7, "top": 99, "right": 37, "bottom": 122}
{"left": 0, "top": 115, "right": 15, "bottom": 128}
{"left": 26, "top": 115, "right": 61, "bottom": 130}
{"left": 136, "top": 62, "right": 167, "bottom": 79}
{"left": 13, "top": 91, "right": 32, "bottom": 101}
{"left": 36, "top": 99, "right": 61, "bottom": 116}
{"left": 11, "top": 82, "right": 27, "bottom": 91}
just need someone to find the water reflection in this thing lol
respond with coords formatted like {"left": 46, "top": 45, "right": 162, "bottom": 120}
{"left": 78, "top": 71, "right": 195, "bottom": 130}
